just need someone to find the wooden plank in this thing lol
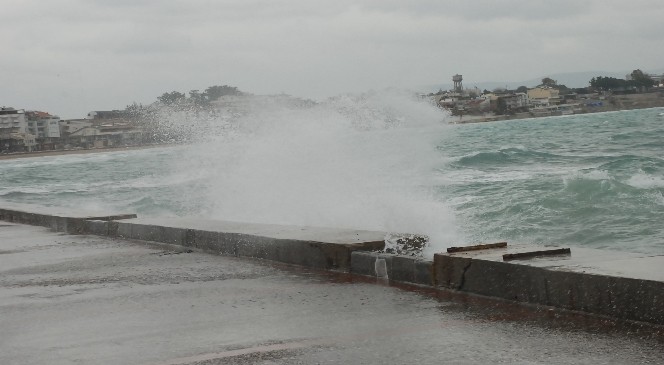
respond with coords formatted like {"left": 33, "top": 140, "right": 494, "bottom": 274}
{"left": 447, "top": 242, "right": 507, "bottom": 253}
{"left": 503, "top": 248, "right": 571, "bottom": 261}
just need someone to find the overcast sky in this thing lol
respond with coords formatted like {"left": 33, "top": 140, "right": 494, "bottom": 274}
{"left": 2, "top": 0, "right": 663, "bottom": 119}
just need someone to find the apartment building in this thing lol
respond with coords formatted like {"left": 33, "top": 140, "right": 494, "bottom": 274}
{"left": 0, "top": 107, "right": 35, "bottom": 152}
{"left": 26, "top": 111, "right": 61, "bottom": 138}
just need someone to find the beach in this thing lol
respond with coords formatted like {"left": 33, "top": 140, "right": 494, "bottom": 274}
{"left": 0, "top": 144, "right": 170, "bottom": 161}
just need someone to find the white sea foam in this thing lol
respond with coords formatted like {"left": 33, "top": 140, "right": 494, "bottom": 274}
{"left": 650, "top": 191, "right": 664, "bottom": 206}
{"left": 562, "top": 169, "right": 611, "bottom": 186}
{"left": 626, "top": 172, "right": 664, "bottom": 189}
{"left": 0, "top": 187, "right": 50, "bottom": 195}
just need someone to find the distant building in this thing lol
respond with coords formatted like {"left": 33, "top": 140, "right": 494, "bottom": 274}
{"left": 649, "top": 74, "right": 664, "bottom": 87}
{"left": 0, "top": 107, "right": 35, "bottom": 152}
{"left": 26, "top": 111, "right": 61, "bottom": 138}
{"left": 0, "top": 107, "right": 28, "bottom": 135}
{"left": 492, "top": 93, "right": 529, "bottom": 114}
{"left": 60, "top": 119, "right": 93, "bottom": 135}
{"left": 86, "top": 110, "right": 127, "bottom": 120}
{"left": 527, "top": 87, "right": 560, "bottom": 107}
{"left": 507, "top": 93, "right": 529, "bottom": 109}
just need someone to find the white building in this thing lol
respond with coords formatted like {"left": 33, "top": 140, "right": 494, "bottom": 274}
{"left": 511, "top": 92, "right": 529, "bottom": 109}
{"left": 0, "top": 107, "right": 35, "bottom": 152}
{"left": 26, "top": 111, "right": 61, "bottom": 138}
{"left": 60, "top": 119, "right": 93, "bottom": 135}
{"left": 0, "top": 107, "right": 28, "bottom": 135}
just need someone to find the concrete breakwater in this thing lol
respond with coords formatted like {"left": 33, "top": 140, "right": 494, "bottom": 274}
{"left": 1, "top": 203, "right": 662, "bottom": 327}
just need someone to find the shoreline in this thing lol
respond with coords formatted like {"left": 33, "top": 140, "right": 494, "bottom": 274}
{"left": 450, "top": 97, "right": 664, "bottom": 124}
{"left": 0, "top": 143, "right": 173, "bottom": 161}
{"left": 2, "top": 104, "right": 662, "bottom": 160}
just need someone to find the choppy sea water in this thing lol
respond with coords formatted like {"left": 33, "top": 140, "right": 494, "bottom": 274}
{"left": 1, "top": 96, "right": 662, "bottom": 255}
{"left": 441, "top": 108, "right": 664, "bottom": 255}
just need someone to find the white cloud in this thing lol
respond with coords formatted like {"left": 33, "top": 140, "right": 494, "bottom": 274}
{"left": 1, "top": 0, "right": 663, "bottom": 118}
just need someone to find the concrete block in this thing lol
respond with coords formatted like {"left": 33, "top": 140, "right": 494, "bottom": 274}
{"left": 274, "top": 240, "right": 328, "bottom": 269}
{"left": 391, "top": 255, "right": 416, "bottom": 283}
{"left": 84, "top": 220, "right": 109, "bottom": 236}
{"left": 434, "top": 253, "right": 550, "bottom": 302}
{"left": 238, "top": 238, "right": 332, "bottom": 269}
{"left": 351, "top": 251, "right": 378, "bottom": 276}
{"left": 315, "top": 242, "right": 368, "bottom": 271}
{"left": 191, "top": 230, "right": 237, "bottom": 255}
{"left": 414, "top": 259, "right": 434, "bottom": 286}
{"left": 541, "top": 270, "right": 664, "bottom": 325}
{"left": 159, "top": 226, "right": 187, "bottom": 245}
{"left": 390, "top": 256, "right": 434, "bottom": 286}
{"left": 235, "top": 233, "right": 278, "bottom": 259}
{"left": 117, "top": 222, "right": 133, "bottom": 239}
{"left": 458, "top": 259, "right": 543, "bottom": 303}
{"left": 116, "top": 223, "right": 186, "bottom": 245}
{"left": 234, "top": 235, "right": 365, "bottom": 271}
{"left": 350, "top": 251, "right": 393, "bottom": 278}
{"left": 606, "top": 277, "right": 664, "bottom": 324}
{"left": 433, "top": 253, "right": 471, "bottom": 289}
{"left": 64, "top": 217, "right": 91, "bottom": 234}
{"left": 431, "top": 253, "right": 664, "bottom": 325}
{"left": 50, "top": 216, "right": 64, "bottom": 232}
{"left": 107, "top": 220, "right": 120, "bottom": 237}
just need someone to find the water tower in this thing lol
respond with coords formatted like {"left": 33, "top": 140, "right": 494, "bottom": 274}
{"left": 453, "top": 74, "right": 463, "bottom": 93}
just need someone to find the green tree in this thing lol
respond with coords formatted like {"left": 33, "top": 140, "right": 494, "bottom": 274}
{"left": 590, "top": 76, "right": 627, "bottom": 90}
{"left": 516, "top": 85, "right": 528, "bottom": 93}
{"left": 629, "top": 69, "right": 655, "bottom": 88}
{"left": 204, "top": 85, "right": 243, "bottom": 101}
{"left": 495, "top": 97, "right": 509, "bottom": 115}
{"left": 188, "top": 90, "right": 206, "bottom": 105}
{"left": 157, "top": 91, "right": 186, "bottom": 105}
{"left": 541, "top": 77, "right": 557, "bottom": 87}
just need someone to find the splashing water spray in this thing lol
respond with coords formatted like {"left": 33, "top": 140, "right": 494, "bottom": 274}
{"left": 156, "top": 89, "right": 462, "bottom": 257}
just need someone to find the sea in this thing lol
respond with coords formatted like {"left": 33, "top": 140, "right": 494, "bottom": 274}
{"left": 1, "top": 92, "right": 663, "bottom": 256}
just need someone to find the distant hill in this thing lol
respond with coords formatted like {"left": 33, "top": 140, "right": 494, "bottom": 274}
{"left": 422, "top": 69, "right": 664, "bottom": 93}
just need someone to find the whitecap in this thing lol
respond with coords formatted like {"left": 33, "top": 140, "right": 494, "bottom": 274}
{"left": 626, "top": 173, "right": 664, "bottom": 189}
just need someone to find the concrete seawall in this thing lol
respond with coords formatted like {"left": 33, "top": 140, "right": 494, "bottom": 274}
{"left": 0, "top": 203, "right": 136, "bottom": 234}
{"left": 1, "top": 204, "right": 662, "bottom": 327}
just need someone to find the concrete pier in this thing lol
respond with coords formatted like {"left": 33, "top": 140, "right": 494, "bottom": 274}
{"left": 2, "top": 222, "right": 663, "bottom": 364}
{"left": 114, "top": 217, "right": 387, "bottom": 271}
{"left": 0, "top": 202, "right": 136, "bottom": 234}
{"left": 1, "top": 204, "right": 663, "bottom": 328}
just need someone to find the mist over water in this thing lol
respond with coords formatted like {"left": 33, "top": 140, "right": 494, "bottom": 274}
{"left": 163, "top": 90, "right": 461, "bottom": 254}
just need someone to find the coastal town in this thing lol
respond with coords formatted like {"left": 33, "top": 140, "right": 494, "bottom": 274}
{"left": 2, "top": 70, "right": 663, "bottom": 155}
{"left": 432, "top": 70, "right": 664, "bottom": 123}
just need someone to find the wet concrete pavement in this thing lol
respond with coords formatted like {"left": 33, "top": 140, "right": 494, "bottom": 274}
{"left": 1, "top": 222, "right": 662, "bottom": 364}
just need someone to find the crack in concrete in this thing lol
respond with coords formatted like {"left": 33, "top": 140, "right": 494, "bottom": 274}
{"left": 458, "top": 260, "right": 472, "bottom": 290}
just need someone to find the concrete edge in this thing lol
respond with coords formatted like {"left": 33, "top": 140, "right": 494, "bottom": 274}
{"left": 1, "top": 206, "right": 662, "bottom": 327}
{"left": 0, "top": 207, "right": 136, "bottom": 234}
{"left": 113, "top": 221, "right": 385, "bottom": 271}
{"left": 432, "top": 253, "right": 664, "bottom": 326}
{"left": 351, "top": 251, "right": 434, "bottom": 287}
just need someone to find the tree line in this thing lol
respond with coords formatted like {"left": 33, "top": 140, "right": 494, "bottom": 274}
{"left": 157, "top": 85, "right": 244, "bottom": 105}
{"left": 590, "top": 69, "right": 655, "bottom": 91}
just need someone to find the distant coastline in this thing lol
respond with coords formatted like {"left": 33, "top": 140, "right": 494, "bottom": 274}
{"left": 0, "top": 144, "right": 171, "bottom": 161}
{"left": 449, "top": 93, "right": 664, "bottom": 124}
{"left": 2, "top": 99, "right": 663, "bottom": 160}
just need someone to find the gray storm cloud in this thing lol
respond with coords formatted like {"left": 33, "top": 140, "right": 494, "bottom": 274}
{"left": 1, "top": 0, "right": 662, "bottom": 118}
